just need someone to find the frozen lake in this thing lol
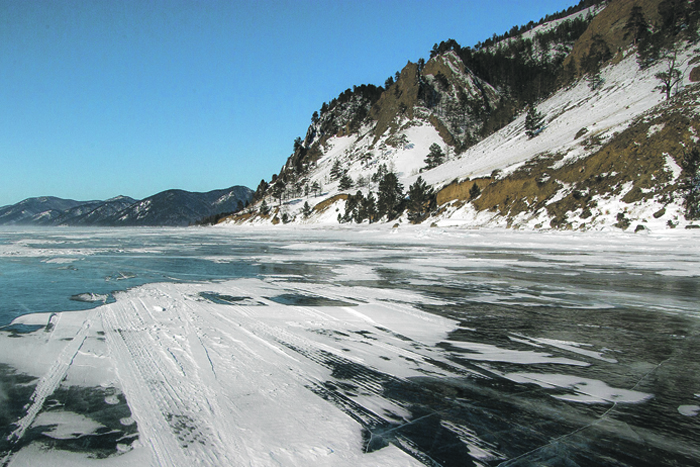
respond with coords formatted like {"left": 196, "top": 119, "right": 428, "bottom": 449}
{"left": 0, "top": 226, "right": 698, "bottom": 466}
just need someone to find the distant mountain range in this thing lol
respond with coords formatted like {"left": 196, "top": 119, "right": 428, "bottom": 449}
{"left": 0, "top": 186, "right": 253, "bottom": 227}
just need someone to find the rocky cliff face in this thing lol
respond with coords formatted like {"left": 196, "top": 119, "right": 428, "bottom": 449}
{"left": 270, "top": 50, "right": 501, "bottom": 193}
{"left": 369, "top": 52, "right": 499, "bottom": 151}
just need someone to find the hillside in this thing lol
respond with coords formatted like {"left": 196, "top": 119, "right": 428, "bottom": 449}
{"left": 223, "top": 0, "right": 700, "bottom": 232}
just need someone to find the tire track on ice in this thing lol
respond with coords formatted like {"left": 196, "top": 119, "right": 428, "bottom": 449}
{"left": 102, "top": 294, "right": 236, "bottom": 466}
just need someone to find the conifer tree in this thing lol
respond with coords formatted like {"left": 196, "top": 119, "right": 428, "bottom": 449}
{"left": 525, "top": 105, "right": 545, "bottom": 138}
{"left": 581, "top": 34, "right": 611, "bottom": 76}
{"left": 339, "top": 174, "right": 354, "bottom": 191}
{"left": 253, "top": 179, "right": 269, "bottom": 201}
{"left": 302, "top": 201, "right": 312, "bottom": 219}
{"left": 469, "top": 182, "right": 481, "bottom": 199}
{"left": 658, "top": 0, "right": 688, "bottom": 38}
{"left": 260, "top": 199, "right": 270, "bottom": 216}
{"left": 377, "top": 172, "right": 404, "bottom": 220}
{"left": 330, "top": 159, "right": 343, "bottom": 180}
{"left": 424, "top": 143, "right": 446, "bottom": 170}
{"left": 372, "top": 164, "right": 388, "bottom": 184}
{"left": 272, "top": 179, "right": 285, "bottom": 205}
{"left": 340, "top": 192, "right": 362, "bottom": 223}
{"left": 359, "top": 192, "right": 377, "bottom": 223}
{"left": 407, "top": 176, "right": 434, "bottom": 223}
{"left": 624, "top": 5, "right": 650, "bottom": 47}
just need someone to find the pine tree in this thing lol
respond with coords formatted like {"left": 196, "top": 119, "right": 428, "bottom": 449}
{"left": 359, "top": 192, "right": 377, "bottom": 223}
{"left": 372, "top": 164, "right": 388, "bottom": 184}
{"left": 339, "top": 174, "right": 354, "bottom": 191}
{"left": 658, "top": 0, "right": 688, "bottom": 38}
{"left": 341, "top": 192, "right": 362, "bottom": 223}
{"left": 377, "top": 172, "right": 404, "bottom": 220}
{"left": 260, "top": 200, "right": 270, "bottom": 216}
{"left": 253, "top": 179, "right": 269, "bottom": 201}
{"left": 424, "top": 143, "right": 446, "bottom": 170}
{"left": 311, "top": 181, "right": 321, "bottom": 197}
{"left": 407, "top": 176, "right": 434, "bottom": 223}
{"left": 330, "top": 159, "right": 343, "bottom": 181}
{"left": 624, "top": 5, "right": 650, "bottom": 47}
{"left": 272, "top": 179, "right": 285, "bottom": 205}
{"left": 587, "top": 68, "right": 604, "bottom": 91}
{"left": 581, "top": 34, "right": 611, "bottom": 76}
{"left": 525, "top": 105, "right": 545, "bottom": 138}
{"left": 469, "top": 182, "right": 481, "bottom": 199}
{"left": 302, "top": 201, "right": 312, "bottom": 218}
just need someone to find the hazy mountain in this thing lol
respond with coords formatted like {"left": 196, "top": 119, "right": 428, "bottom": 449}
{"left": 53, "top": 196, "right": 139, "bottom": 226}
{"left": 104, "top": 186, "right": 253, "bottom": 226}
{"left": 0, "top": 187, "right": 253, "bottom": 227}
{"left": 0, "top": 196, "right": 96, "bottom": 225}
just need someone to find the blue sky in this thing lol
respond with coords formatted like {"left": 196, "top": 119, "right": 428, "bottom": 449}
{"left": 0, "top": 0, "right": 578, "bottom": 206}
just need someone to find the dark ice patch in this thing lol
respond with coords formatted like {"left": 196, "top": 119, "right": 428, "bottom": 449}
{"left": 1, "top": 382, "right": 138, "bottom": 460}
{"left": 266, "top": 293, "right": 357, "bottom": 307}
{"left": 199, "top": 292, "right": 266, "bottom": 306}
{"left": 0, "top": 324, "right": 44, "bottom": 335}
{"left": 69, "top": 293, "right": 114, "bottom": 304}
{"left": 23, "top": 385, "right": 137, "bottom": 458}
{"left": 0, "top": 365, "right": 38, "bottom": 455}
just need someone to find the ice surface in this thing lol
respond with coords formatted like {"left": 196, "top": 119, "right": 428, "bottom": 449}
{"left": 0, "top": 226, "right": 698, "bottom": 466}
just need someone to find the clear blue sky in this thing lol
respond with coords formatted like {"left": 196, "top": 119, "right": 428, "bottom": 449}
{"left": 0, "top": 0, "right": 578, "bottom": 206}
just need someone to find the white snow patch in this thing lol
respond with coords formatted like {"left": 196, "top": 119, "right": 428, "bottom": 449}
{"left": 678, "top": 405, "right": 700, "bottom": 416}
{"left": 505, "top": 372, "right": 653, "bottom": 404}
{"left": 444, "top": 340, "right": 588, "bottom": 366}
{"left": 31, "top": 411, "right": 105, "bottom": 440}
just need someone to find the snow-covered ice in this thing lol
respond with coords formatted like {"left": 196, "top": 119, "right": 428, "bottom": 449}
{"left": 0, "top": 226, "right": 698, "bottom": 466}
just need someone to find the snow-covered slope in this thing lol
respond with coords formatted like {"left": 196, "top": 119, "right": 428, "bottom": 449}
{"left": 227, "top": 1, "right": 700, "bottom": 231}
